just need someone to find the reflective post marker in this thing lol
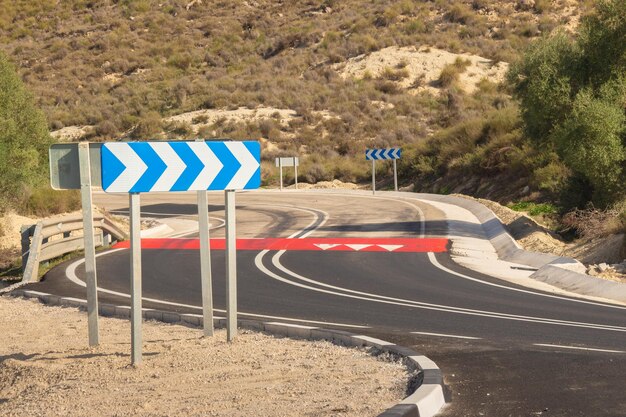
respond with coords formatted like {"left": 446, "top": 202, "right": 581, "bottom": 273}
{"left": 78, "top": 143, "right": 99, "bottom": 346}
{"left": 294, "top": 157, "right": 298, "bottom": 190}
{"left": 197, "top": 190, "right": 214, "bottom": 336}
{"left": 225, "top": 189, "right": 237, "bottom": 341}
{"left": 130, "top": 193, "right": 142, "bottom": 365}
{"left": 393, "top": 159, "right": 398, "bottom": 192}
{"left": 372, "top": 160, "right": 376, "bottom": 195}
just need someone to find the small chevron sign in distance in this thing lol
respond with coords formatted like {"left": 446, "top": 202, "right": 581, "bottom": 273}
{"left": 101, "top": 140, "right": 260, "bottom": 193}
{"left": 365, "top": 147, "right": 401, "bottom": 161}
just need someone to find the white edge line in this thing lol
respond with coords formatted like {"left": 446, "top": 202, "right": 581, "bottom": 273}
{"left": 411, "top": 331, "right": 481, "bottom": 340}
{"left": 533, "top": 343, "right": 625, "bottom": 354}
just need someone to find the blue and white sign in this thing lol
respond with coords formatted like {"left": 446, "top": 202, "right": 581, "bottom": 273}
{"left": 365, "top": 148, "right": 401, "bottom": 161}
{"left": 101, "top": 141, "right": 260, "bottom": 193}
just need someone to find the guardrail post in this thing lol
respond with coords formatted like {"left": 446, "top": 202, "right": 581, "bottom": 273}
{"left": 20, "top": 225, "right": 32, "bottom": 273}
{"left": 21, "top": 223, "right": 43, "bottom": 282}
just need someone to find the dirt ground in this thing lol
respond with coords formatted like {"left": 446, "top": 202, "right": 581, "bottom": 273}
{"left": 469, "top": 196, "right": 626, "bottom": 283}
{"left": 0, "top": 296, "right": 408, "bottom": 417}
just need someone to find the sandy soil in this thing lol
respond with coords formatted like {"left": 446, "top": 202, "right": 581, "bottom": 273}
{"left": 285, "top": 179, "right": 363, "bottom": 190}
{"left": 469, "top": 196, "right": 626, "bottom": 283}
{"left": 50, "top": 126, "right": 94, "bottom": 142}
{"left": 0, "top": 212, "right": 36, "bottom": 250}
{"left": 165, "top": 106, "right": 297, "bottom": 129}
{"left": 335, "top": 46, "right": 509, "bottom": 94}
{"left": 0, "top": 296, "right": 408, "bottom": 417}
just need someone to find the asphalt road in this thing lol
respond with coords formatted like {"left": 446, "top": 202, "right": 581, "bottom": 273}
{"left": 27, "top": 191, "right": 626, "bottom": 417}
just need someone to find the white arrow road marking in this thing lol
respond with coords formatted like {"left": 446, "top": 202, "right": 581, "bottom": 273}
{"left": 345, "top": 244, "right": 372, "bottom": 251}
{"left": 225, "top": 142, "right": 259, "bottom": 189}
{"left": 314, "top": 244, "right": 341, "bottom": 250}
{"left": 378, "top": 244, "right": 403, "bottom": 252}
{"left": 106, "top": 143, "right": 147, "bottom": 192}
{"left": 187, "top": 142, "right": 223, "bottom": 190}
{"left": 150, "top": 142, "right": 186, "bottom": 191}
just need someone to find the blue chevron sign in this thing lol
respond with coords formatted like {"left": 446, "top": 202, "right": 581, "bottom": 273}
{"left": 101, "top": 141, "right": 260, "bottom": 193}
{"left": 365, "top": 148, "right": 401, "bottom": 161}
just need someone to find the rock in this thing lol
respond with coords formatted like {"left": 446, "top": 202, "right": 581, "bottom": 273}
{"left": 597, "top": 263, "right": 610, "bottom": 272}
{"left": 520, "top": 186, "right": 530, "bottom": 196}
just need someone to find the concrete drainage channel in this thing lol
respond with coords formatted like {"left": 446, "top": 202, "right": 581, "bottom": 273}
{"left": 9, "top": 289, "right": 446, "bottom": 417}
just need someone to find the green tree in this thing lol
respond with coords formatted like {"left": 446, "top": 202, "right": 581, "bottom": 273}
{"left": 509, "top": 0, "right": 626, "bottom": 207}
{"left": 0, "top": 52, "right": 53, "bottom": 213}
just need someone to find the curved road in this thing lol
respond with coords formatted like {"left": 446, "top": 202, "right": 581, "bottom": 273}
{"left": 29, "top": 191, "right": 626, "bottom": 417}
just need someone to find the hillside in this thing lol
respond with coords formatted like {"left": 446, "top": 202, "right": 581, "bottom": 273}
{"left": 0, "top": 0, "right": 586, "bottom": 190}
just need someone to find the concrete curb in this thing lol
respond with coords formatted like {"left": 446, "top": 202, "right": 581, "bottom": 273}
{"left": 411, "top": 193, "right": 626, "bottom": 303}
{"left": 7, "top": 289, "right": 447, "bottom": 417}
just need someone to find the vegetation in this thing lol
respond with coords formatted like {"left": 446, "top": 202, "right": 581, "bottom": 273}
{"left": 509, "top": 0, "right": 626, "bottom": 208}
{"left": 0, "top": 52, "right": 53, "bottom": 214}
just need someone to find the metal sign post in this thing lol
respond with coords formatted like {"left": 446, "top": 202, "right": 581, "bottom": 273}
{"left": 197, "top": 190, "right": 213, "bottom": 337}
{"left": 279, "top": 158, "right": 283, "bottom": 191}
{"left": 78, "top": 143, "right": 99, "bottom": 346}
{"left": 393, "top": 159, "right": 398, "bottom": 192}
{"left": 294, "top": 157, "right": 298, "bottom": 190}
{"left": 225, "top": 189, "right": 237, "bottom": 341}
{"left": 365, "top": 148, "right": 402, "bottom": 194}
{"left": 372, "top": 160, "right": 376, "bottom": 195}
{"left": 129, "top": 193, "right": 142, "bottom": 366}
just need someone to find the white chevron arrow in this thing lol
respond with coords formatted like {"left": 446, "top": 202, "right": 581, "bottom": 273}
{"left": 314, "top": 244, "right": 341, "bottom": 250}
{"left": 346, "top": 244, "right": 372, "bottom": 251}
{"left": 378, "top": 244, "right": 403, "bottom": 252}
{"left": 225, "top": 142, "right": 260, "bottom": 189}
{"left": 150, "top": 142, "right": 186, "bottom": 192}
{"left": 106, "top": 143, "right": 147, "bottom": 193}
{"left": 188, "top": 142, "right": 223, "bottom": 190}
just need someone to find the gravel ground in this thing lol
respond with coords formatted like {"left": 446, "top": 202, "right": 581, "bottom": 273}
{"left": 0, "top": 297, "right": 408, "bottom": 417}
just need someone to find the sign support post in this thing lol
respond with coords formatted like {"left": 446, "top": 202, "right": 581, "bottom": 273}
{"left": 197, "top": 190, "right": 214, "bottom": 336}
{"left": 372, "top": 160, "right": 376, "bottom": 195}
{"left": 393, "top": 159, "right": 398, "bottom": 192}
{"left": 129, "top": 192, "right": 142, "bottom": 366}
{"left": 294, "top": 157, "right": 298, "bottom": 190}
{"left": 279, "top": 159, "right": 283, "bottom": 191}
{"left": 78, "top": 143, "right": 99, "bottom": 347}
{"left": 225, "top": 189, "right": 237, "bottom": 341}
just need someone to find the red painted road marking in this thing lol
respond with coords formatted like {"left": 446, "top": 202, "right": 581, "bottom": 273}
{"left": 112, "top": 238, "right": 448, "bottom": 253}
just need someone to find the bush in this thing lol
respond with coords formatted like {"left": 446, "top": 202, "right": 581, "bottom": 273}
{"left": 21, "top": 187, "right": 81, "bottom": 217}
{"left": 0, "top": 52, "right": 53, "bottom": 214}
{"left": 508, "top": 201, "right": 558, "bottom": 216}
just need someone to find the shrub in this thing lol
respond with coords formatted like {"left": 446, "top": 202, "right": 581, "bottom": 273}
{"left": 0, "top": 52, "right": 53, "bottom": 214}
{"left": 22, "top": 187, "right": 81, "bottom": 217}
{"left": 508, "top": 201, "right": 558, "bottom": 216}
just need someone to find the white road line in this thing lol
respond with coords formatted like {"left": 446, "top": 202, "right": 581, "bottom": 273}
{"left": 411, "top": 331, "right": 481, "bottom": 340}
{"left": 63, "top": 203, "right": 364, "bottom": 329}
{"left": 260, "top": 251, "right": 626, "bottom": 333}
{"left": 313, "top": 191, "right": 626, "bottom": 311}
{"left": 533, "top": 344, "right": 625, "bottom": 354}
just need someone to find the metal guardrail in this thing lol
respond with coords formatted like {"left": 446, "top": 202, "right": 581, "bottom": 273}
{"left": 20, "top": 212, "right": 127, "bottom": 283}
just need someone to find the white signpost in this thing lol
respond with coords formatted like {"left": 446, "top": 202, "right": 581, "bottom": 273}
{"left": 50, "top": 140, "right": 261, "bottom": 366}
{"left": 365, "top": 148, "right": 402, "bottom": 194}
{"left": 275, "top": 156, "right": 299, "bottom": 191}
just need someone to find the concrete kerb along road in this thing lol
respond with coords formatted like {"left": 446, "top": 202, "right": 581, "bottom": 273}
{"left": 8, "top": 289, "right": 447, "bottom": 417}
